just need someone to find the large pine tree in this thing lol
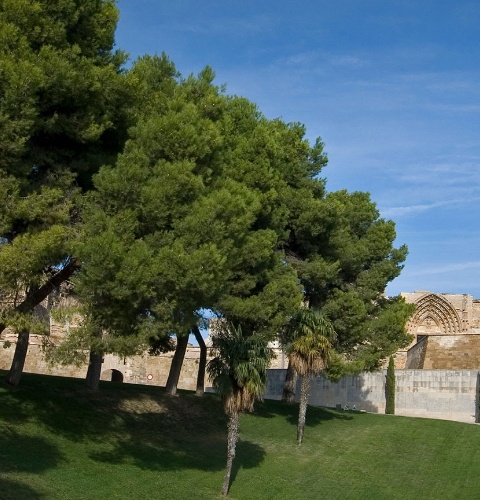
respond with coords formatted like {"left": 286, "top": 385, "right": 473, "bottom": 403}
{"left": 0, "top": 0, "right": 133, "bottom": 385}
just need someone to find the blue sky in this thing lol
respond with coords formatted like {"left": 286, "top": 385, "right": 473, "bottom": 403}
{"left": 115, "top": 0, "right": 480, "bottom": 298}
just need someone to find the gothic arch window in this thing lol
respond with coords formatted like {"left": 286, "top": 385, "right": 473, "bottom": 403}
{"left": 407, "top": 293, "right": 463, "bottom": 336}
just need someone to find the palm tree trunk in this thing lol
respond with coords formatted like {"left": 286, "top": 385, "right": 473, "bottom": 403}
{"left": 297, "top": 375, "right": 311, "bottom": 445}
{"left": 6, "top": 329, "right": 29, "bottom": 386}
{"left": 282, "top": 357, "right": 297, "bottom": 403}
{"left": 192, "top": 325, "right": 206, "bottom": 396}
{"left": 222, "top": 410, "right": 239, "bottom": 496}
{"left": 85, "top": 350, "right": 103, "bottom": 391}
{"left": 165, "top": 333, "right": 189, "bottom": 395}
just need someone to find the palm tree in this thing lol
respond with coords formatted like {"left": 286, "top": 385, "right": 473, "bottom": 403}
{"left": 285, "top": 308, "right": 335, "bottom": 445}
{"left": 207, "top": 322, "right": 272, "bottom": 496}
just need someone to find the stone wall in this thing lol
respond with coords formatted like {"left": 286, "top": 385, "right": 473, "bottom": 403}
{"left": 422, "top": 335, "right": 480, "bottom": 369}
{"left": 0, "top": 338, "right": 287, "bottom": 391}
{"left": 264, "top": 369, "right": 479, "bottom": 423}
{"left": 2, "top": 340, "right": 479, "bottom": 423}
{"left": 0, "top": 341, "right": 210, "bottom": 389}
{"left": 406, "top": 336, "right": 428, "bottom": 369}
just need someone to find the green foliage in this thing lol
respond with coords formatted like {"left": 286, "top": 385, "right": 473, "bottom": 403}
{"left": 0, "top": 0, "right": 132, "bottom": 185}
{"left": 286, "top": 187, "right": 413, "bottom": 375}
{"left": 71, "top": 58, "right": 308, "bottom": 358}
{"left": 207, "top": 323, "right": 273, "bottom": 415}
{"left": 0, "top": 3, "right": 412, "bottom": 375}
{"left": 0, "top": 0, "right": 133, "bottom": 339}
{"left": 385, "top": 355, "right": 396, "bottom": 415}
{"left": 283, "top": 308, "right": 335, "bottom": 377}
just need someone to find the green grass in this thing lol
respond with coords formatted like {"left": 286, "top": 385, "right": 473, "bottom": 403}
{"left": 1, "top": 371, "right": 480, "bottom": 500}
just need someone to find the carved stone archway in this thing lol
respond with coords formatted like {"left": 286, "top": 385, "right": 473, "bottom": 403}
{"left": 407, "top": 293, "right": 463, "bottom": 338}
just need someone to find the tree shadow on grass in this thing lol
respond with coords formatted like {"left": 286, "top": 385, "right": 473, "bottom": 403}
{"left": 0, "top": 431, "right": 61, "bottom": 499}
{"left": 253, "top": 399, "right": 354, "bottom": 428}
{"left": 0, "top": 430, "right": 64, "bottom": 473}
{"left": 88, "top": 430, "right": 227, "bottom": 472}
{"left": 0, "top": 372, "right": 226, "bottom": 442}
{"left": 89, "top": 434, "right": 265, "bottom": 478}
{"left": 0, "top": 372, "right": 268, "bottom": 477}
{"left": 0, "top": 477, "right": 46, "bottom": 500}
{"left": 229, "top": 439, "right": 266, "bottom": 487}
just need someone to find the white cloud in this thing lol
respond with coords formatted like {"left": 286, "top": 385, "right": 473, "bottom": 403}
{"left": 410, "top": 261, "right": 480, "bottom": 277}
{"left": 380, "top": 200, "right": 462, "bottom": 218}
{"left": 168, "top": 15, "right": 275, "bottom": 38}
{"left": 329, "top": 55, "right": 368, "bottom": 68}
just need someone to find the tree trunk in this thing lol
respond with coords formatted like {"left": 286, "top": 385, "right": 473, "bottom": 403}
{"left": 165, "top": 333, "right": 189, "bottom": 395}
{"left": 297, "top": 375, "right": 311, "bottom": 445}
{"left": 282, "top": 357, "right": 297, "bottom": 403}
{"left": 6, "top": 329, "right": 30, "bottom": 386}
{"left": 0, "top": 258, "right": 79, "bottom": 336}
{"left": 85, "top": 351, "right": 103, "bottom": 391}
{"left": 193, "top": 325, "right": 206, "bottom": 396}
{"left": 222, "top": 410, "right": 239, "bottom": 496}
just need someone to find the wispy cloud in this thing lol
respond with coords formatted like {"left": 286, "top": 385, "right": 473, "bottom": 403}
{"left": 426, "top": 103, "right": 480, "bottom": 113}
{"left": 328, "top": 55, "right": 368, "bottom": 68}
{"left": 168, "top": 15, "right": 275, "bottom": 38}
{"left": 380, "top": 199, "right": 465, "bottom": 218}
{"left": 410, "top": 261, "right": 480, "bottom": 276}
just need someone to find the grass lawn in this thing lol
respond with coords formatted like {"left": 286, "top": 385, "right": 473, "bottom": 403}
{"left": 1, "top": 371, "right": 480, "bottom": 499}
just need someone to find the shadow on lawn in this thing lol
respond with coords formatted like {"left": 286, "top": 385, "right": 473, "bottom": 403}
{"left": 0, "top": 430, "right": 64, "bottom": 473}
{"left": 0, "top": 478, "right": 46, "bottom": 500}
{"left": 0, "top": 372, "right": 267, "bottom": 475}
{"left": 230, "top": 439, "right": 266, "bottom": 485}
{"left": 89, "top": 435, "right": 265, "bottom": 475}
{"left": 0, "top": 373, "right": 224, "bottom": 441}
{"left": 253, "top": 398, "right": 354, "bottom": 428}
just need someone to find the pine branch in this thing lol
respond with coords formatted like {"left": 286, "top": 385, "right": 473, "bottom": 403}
{"left": 0, "top": 258, "right": 80, "bottom": 335}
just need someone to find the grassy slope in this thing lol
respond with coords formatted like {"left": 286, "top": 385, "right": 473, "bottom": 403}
{"left": 1, "top": 371, "right": 480, "bottom": 500}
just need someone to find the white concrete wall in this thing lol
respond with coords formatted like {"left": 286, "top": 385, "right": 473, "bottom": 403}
{"left": 264, "top": 369, "right": 479, "bottom": 423}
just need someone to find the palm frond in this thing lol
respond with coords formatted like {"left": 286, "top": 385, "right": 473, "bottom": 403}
{"left": 284, "top": 308, "right": 335, "bottom": 377}
{"left": 207, "top": 322, "right": 273, "bottom": 415}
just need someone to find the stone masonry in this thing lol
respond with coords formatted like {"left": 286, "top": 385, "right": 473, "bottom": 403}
{"left": 2, "top": 290, "right": 480, "bottom": 423}
{"left": 397, "top": 291, "right": 480, "bottom": 370}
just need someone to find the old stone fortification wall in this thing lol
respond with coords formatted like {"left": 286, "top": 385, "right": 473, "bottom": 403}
{"left": 0, "top": 338, "right": 288, "bottom": 390}
{"left": 265, "top": 369, "right": 479, "bottom": 423}
{"left": 0, "top": 341, "right": 211, "bottom": 389}
{"left": 2, "top": 340, "right": 478, "bottom": 423}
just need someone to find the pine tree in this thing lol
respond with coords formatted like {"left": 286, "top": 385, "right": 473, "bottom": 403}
{"left": 0, "top": 0, "right": 133, "bottom": 386}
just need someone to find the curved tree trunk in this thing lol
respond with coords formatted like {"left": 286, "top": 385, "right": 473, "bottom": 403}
{"left": 0, "top": 258, "right": 80, "bottom": 337}
{"left": 297, "top": 375, "right": 311, "bottom": 445}
{"left": 85, "top": 350, "right": 103, "bottom": 391}
{"left": 165, "top": 333, "right": 189, "bottom": 396}
{"left": 193, "top": 325, "right": 207, "bottom": 396}
{"left": 6, "top": 329, "right": 30, "bottom": 386}
{"left": 222, "top": 409, "right": 239, "bottom": 496}
{"left": 282, "top": 357, "right": 297, "bottom": 403}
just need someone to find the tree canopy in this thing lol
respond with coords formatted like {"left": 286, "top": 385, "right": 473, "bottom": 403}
{"left": 68, "top": 58, "right": 307, "bottom": 364}
{"left": 0, "top": 0, "right": 134, "bottom": 384}
{"left": 285, "top": 188, "right": 414, "bottom": 374}
{"left": 0, "top": 2, "right": 413, "bottom": 390}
